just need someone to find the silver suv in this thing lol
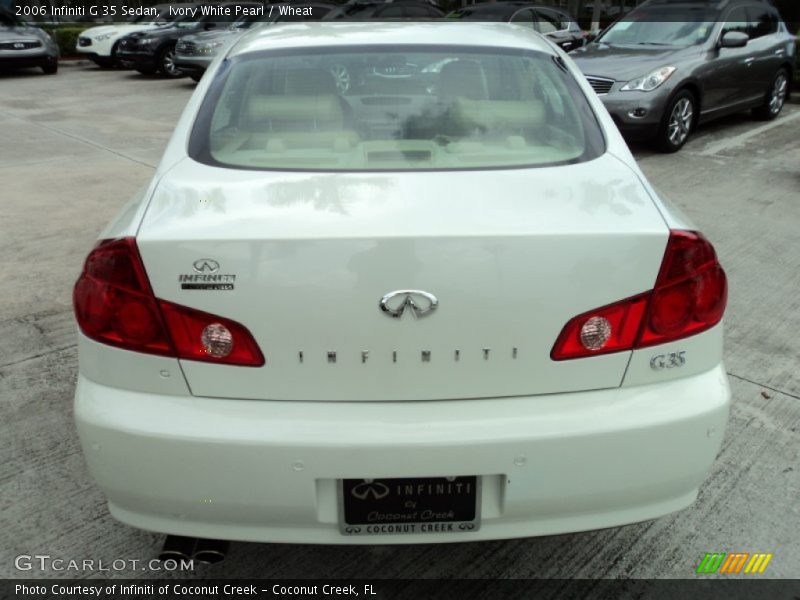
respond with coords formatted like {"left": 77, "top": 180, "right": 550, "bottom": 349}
{"left": 571, "top": 0, "right": 796, "bottom": 152}
{"left": 0, "top": 9, "right": 59, "bottom": 75}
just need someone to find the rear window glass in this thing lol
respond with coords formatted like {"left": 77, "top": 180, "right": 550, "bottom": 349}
{"left": 190, "top": 45, "right": 605, "bottom": 171}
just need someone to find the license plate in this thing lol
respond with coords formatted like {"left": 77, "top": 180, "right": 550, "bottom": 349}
{"left": 339, "top": 476, "right": 480, "bottom": 536}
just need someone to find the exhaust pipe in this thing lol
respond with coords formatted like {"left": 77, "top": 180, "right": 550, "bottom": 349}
{"left": 192, "top": 538, "right": 229, "bottom": 565}
{"left": 159, "top": 535, "right": 230, "bottom": 565}
{"left": 159, "top": 535, "right": 197, "bottom": 562}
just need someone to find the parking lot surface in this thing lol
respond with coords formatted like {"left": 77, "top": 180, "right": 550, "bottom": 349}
{"left": 1, "top": 64, "right": 798, "bottom": 579}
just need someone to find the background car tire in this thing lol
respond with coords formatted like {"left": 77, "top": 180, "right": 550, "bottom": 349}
{"left": 158, "top": 45, "right": 183, "bottom": 78}
{"left": 41, "top": 59, "right": 58, "bottom": 75}
{"left": 190, "top": 72, "right": 203, "bottom": 82}
{"left": 655, "top": 89, "right": 696, "bottom": 153}
{"left": 109, "top": 41, "right": 122, "bottom": 69}
{"left": 753, "top": 69, "right": 789, "bottom": 121}
{"left": 135, "top": 66, "right": 157, "bottom": 75}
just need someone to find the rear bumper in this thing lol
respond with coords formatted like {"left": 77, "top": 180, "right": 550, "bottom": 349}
{"left": 74, "top": 365, "right": 730, "bottom": 544}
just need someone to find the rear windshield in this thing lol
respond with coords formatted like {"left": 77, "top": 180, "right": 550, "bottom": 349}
{"left": 189, "top": 45, "right": 605, "bottom": 171}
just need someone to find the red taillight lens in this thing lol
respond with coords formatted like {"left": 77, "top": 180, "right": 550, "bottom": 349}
{"left": 550, "top": 293, "right": 649, "bottom": 360}
{"left": 551, "top": 230, "right": 727, "bottom": 360}
{"left": 636, "top": 230, "right": 727, "bottom": 348}
{"left": 159, "top": 301, "right": 264, "bottom": 366}
{"left": 73, "top": 238, "right": 173, "bottom": 356}
{"left": 73, "top": 237, "right": 264, "bottom": 367}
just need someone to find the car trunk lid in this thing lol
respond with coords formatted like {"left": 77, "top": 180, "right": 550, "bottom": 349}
{"left": 137, "top": 154, "right": 668, "bottom": 401}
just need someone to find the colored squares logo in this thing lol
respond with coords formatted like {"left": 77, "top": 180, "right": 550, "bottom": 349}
{"left": 696, "top": 553, "right": 773, "bottom": 574}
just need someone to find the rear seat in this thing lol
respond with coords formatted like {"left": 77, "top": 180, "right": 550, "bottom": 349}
{"left": 245, "top": 95, "right": 346, "bottom": 131}
{"left": 241, "top": 67, "right": 359, "bottom": 152}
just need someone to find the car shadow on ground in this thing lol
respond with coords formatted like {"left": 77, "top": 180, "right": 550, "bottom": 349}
{"left": 120, "top": 71, "right": 198, "bottom": 86}
{"left": 0, "top": 68, "right": 50, "bottom": 79}
{"left": 77, "top": 64, "right": 125, "bottom": 73}
{"left": 121, "top": 71, "right": 174, "bottom": 81}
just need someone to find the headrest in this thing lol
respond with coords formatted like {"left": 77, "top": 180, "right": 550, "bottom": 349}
{"left": 438, "top": 60, "right": 488, "bottom": 101}
{"left": 245, "top": 94, "right": 344, "bottom": 127}
{"left": 285, "top": 67, "right": 339, "bottom": 95}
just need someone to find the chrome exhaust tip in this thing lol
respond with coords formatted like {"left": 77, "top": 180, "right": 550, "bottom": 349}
{"left": 192, "top": 538, "right": 229, "bottom": 565}
{"left": 159, "top": 535, "right": 197, "bottom": 562}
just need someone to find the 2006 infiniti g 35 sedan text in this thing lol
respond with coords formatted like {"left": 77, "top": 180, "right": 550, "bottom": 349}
{"left": 73, "top": 22, "right": 730, "bottom": 544}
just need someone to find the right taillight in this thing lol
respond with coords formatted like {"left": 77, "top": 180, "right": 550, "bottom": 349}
{"left": 74, "top": 237, "right": 264, "bottom": 367}
{"left": 552, "top": 230, "right": 727, "bottom": 360}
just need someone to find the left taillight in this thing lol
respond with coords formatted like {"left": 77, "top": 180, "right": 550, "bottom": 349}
{"left": 73, "top": 237, "right": 264, "bottom": 367}
{"left": 73, "top": 238, "right": 173, "bottom": 356}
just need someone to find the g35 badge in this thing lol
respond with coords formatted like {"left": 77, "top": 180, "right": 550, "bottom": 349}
{"left": 650, "top": 351, "right": 686, "bottom": 371}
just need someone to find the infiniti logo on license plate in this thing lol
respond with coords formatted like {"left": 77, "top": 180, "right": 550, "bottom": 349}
{"left": 339, "top": 476, "right": 480, "bottom": 536}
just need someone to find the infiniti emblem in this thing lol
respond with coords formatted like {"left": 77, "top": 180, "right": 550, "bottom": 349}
{"left": 192, "top": 258, "right": 220, "bottom": 274}
{"left": 351, "top": 479, "right": 390, "bottom": 501}
{"left": 379, "top": 290, "right": 438, "bottom": 319}
{"left": 14, "top": 42, "right": 25, "bottom": 49}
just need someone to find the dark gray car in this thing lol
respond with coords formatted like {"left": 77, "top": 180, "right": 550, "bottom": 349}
{"left": 0, "top": 9, "right": 59, "bottom": 75}
{"left": 571, "top": 0, "right": 796, "bottom": 152}
{"left": 175, "top": 3, "right": 335, "bottom": 82}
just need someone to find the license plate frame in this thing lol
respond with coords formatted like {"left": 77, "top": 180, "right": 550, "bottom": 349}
{"left": 338, "top": 476, "right": 481, "bottom": 536}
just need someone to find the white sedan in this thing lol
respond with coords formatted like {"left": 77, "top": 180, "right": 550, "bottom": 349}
{"left": 75, "top": 4, "right": 180, "bottom": 67}
{"left": 73, "top": 22, "right": 730, "bottom": 552}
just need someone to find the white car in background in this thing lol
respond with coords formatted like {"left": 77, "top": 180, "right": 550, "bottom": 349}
{"left": 73, "top": 23, "right": 730, "bottom": 555}
{"left": 75, "top": 3, "right": 195, "bottom": 67}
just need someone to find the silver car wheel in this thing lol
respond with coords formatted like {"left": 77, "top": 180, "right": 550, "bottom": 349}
{"left": 162, "top": 49, "right": 180, "bottom": 77}
{"left": 769, "top": 73, "right": 788, "bottom": 115}
{"left": 668, "top": 97, "right": 693, "bottom": 146}
{"left": 329, "top": 64, "right": 350, "bottom": 94}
